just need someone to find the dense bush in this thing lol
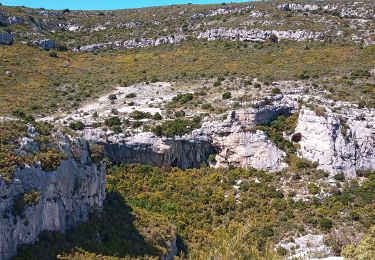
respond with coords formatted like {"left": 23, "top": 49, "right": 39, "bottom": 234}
{"left": 256, "top": 114, "right": 299, "bottom": 156}
{"left": 271, "top": 88, "right": 281, "bottom": 94}
{"left": 69, "top": 121, "right": 85, "bottom": 131}
{"left": 13, "top": 164, "right": 375, "bottom": 258}
{"left": 12, "top": 189, "right": 41, "bottom": 218}
{"left": 152, "top": 117, "right": 201, "bottom": 137}
{"left": 36, "top": 148, "right": 66, "bottom": 172}
{"left": 89, "top": 143, "right": 105, "bottom": 163}
{"left": 125, "top": 92, "right": 137, "bottom": 98}
{"left": 153, "top": 112, "right": 162, "bottom": 120}
{"left": 129, "top": 110, "right": 152, "bottom": 120}
{"left": 15, "top": 193, "right": 175, "bottom": 259}
{"left": 172, "top": 93, "right": 194, "bottom": 104}
{"left": 222, "top": 91, "right": 232, "bottom": 99}
{"left": 105, "top": 116, "right": 121, "bottom": 127}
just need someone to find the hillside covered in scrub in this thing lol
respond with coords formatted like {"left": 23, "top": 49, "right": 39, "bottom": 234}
{"left": 0, "top": 1, "right": 374, "bottom": 259}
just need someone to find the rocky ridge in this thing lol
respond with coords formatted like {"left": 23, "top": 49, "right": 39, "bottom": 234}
{"left": 72, "top": 85, "right": 374, "bottom": 176}
{"left": 0, "top": 1, "right": 374, "bottom": 50}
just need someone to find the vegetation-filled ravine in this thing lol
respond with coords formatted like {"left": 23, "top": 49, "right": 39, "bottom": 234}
{"left": 15, "top": 164, "right": 375, "bottom": 259}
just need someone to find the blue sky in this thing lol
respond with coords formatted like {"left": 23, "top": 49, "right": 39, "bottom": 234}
{"left": 1, "top": 0, "right": 253, "bottom": 10}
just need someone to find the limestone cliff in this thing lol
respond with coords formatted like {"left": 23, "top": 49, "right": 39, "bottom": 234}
{"left": 83, "top": 98, "right": 297, "bottom": 172}
{"left": 294, "top": 107, "right": 375, "bottom": 177}
{"left": 0, "top": 136, "right": 106, "bottom": 260}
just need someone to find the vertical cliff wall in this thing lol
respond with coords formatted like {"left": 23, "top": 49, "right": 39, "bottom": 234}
{"left": 0, "top": 142, "right": 106, "bottom": 260}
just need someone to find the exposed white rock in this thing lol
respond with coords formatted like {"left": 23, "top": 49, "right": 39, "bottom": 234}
{"left": 81, "top": 100, "right": 297, "bottom": 172}
{"left": 212, "top": 130, "right": 287, "bottom": 172}
{"left": 294, "top": 107, "right": 375, "bottom": 177}
{"left": 197, "top": 28, "right": 323, "bottom": 42}
{"left": 277, "top": 234, "right": 333, "bottom": 259}
{"left": 190, "top": 5, "right": 254, "bottom": 19}
{"left": 278, "top": 3, "right": 319, "bottom": 12}
{"left": 74, "top": 34, "right": 187, "bottom": 52}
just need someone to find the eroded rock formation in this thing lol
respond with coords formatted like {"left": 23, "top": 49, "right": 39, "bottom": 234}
{"left": 294, "top": 107, "right": 375, "bottom": 177}
{"left": 0, "top": 137, "right": 106, "bottom": 259}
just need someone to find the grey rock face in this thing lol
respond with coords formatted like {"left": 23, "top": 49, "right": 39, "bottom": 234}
{"left": 0, "top": 12, "right": 8, "bottom": 26}
{"left": 8, "top": 16, "right": 25, "bottom": 25}
{"left": 278, "top": 3, "right": 319, "bottom": 12}
{"left": 83, "top": 99, "right": 297, "bottom": 172}
{"left": 74, "top": 34, "right": 187, "bottom": 52}
{"left": 0, "top": 141, "right": 106, "bottom": 260}
{"left": 36, "top": 39, "right": 55, "bottom": 51}
{"left": 294, "top": 107, "right": 375, "bottom": 177}
{"left": 194, "top": 103, "right": 296, "bottom": 172}
{"left": 0, "top": 32, "right": 13, "bottom": 45}
{"left": 161, "top": 238, "right": 178, "bottom": 260}
{"left": 103, "top": 133, "right": 215, "bottom": 169}
{"left": 197, "top": 28, "right": 322, "bottom": 43}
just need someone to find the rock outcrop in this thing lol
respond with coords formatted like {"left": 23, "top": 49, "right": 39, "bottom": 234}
{"left": 0, "top": 138, "right": 106, "bottom": 259}
{"left": 74, "top": 34, "right": 186, "bottom": 52}
{"left": 35, "top": 39, "right": 55, "bottom": 51}
{"left": 83, "top": 99, "right": 297, "bottom": 172}
{"left": 0, "top": 32, "right": 13, "bottom": 45}
{"left": 294, "top": 107, "right": 375, "bottom": 177}
{"left": 102, "top": 132, "right": 215, "bottom": 169}
{"left": 197, "top": 28, "right": 322, "bottom": 43}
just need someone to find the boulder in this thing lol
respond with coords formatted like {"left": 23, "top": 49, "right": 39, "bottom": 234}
{"left": 36, "top": 38, "right": 55, "bottom": 51}
{"left": 0, "top": 32, "right": 13, "bottom": 45}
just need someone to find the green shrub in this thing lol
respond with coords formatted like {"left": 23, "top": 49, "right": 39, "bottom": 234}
{"left": 272, "top": 88, "right": 281, "bottom": 95}
{"left": 276, "top": 246, "right": 288, "bottom": 256}
{"left": 89, "top": 143, "right": 104, "bottom": 163}
{"left": 150, "top": 76, "right": 159, "bottom": 83}
{"left": 153, "top": 112, "right": 162, "bottom": 120}
{"left": 153, "top": 117, "right": 201, "bottom": 137}
{"left": 48, "top": 51, "right": 58, "bottom": 58}
{"left": 12, "top": 189, "right": 41, "bottom": 218}
{"left": 36, "top": 148, "right": 66, "bottom": 172}
{"left": 132, "top": 121, "right": 143, "bottom": 128}
{"left": 342, "top": 225, "right": 375, "bottom": 259}
{"left": 172, "top": 93, "right": 194, "bottom": 104}
{"left": 174, "top": 110, "right": 185, "bottom": 118}
{"left": 334, "top": 173, "right": 345, "bottom": 182}
{"left": 34, "top": 121, "right": 53, "bottom": 136}
{"left": 213, "top": 81, "right": 221, "bottom": 87}
{"left": 129, "top": 110, "right": 152, "bottom": 120}
{"left": 319, "top": 217, "right": 333, "bottom": 232}
{"left": 125, "top": 93, "right": 137, "bottom": 98}
{"left": 111, "top": 125, "right": 122, "bottom": 134}
{"left": 105, "top": 116, "right": 121, "bottom": 127}
{"left": 307, "top": 183, "right": 320, "bottom": 195}
{"left": 208, "top": 154, "right": 217, "bottom": 164}
{"left": 69, "top": 121, "right": 85, "bottom": 131}
{"left": 222, "top": 92, "right": 232, "bottom": 99}
{"left": 351, "top": 69, "right": 371, "bottom": 79}
{"left": 292, "top": 156, "right": 317, "bottom": 170}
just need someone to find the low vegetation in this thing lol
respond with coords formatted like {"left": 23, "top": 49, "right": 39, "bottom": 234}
{"left": 152, "top": 116, "right": 201, "bottom": 137}
{"left": 16, "top": 165, "right": 375, "bottom": 258}
{"left": 12, "top": 189, "right": 41, "bottom": 218}
{"left": 1, "top": 42, "right": 374, "bottom": 116}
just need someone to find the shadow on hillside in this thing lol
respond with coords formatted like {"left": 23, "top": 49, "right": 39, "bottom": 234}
{"left": 14, "top": 192, "right": 162, "bottom": 259}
